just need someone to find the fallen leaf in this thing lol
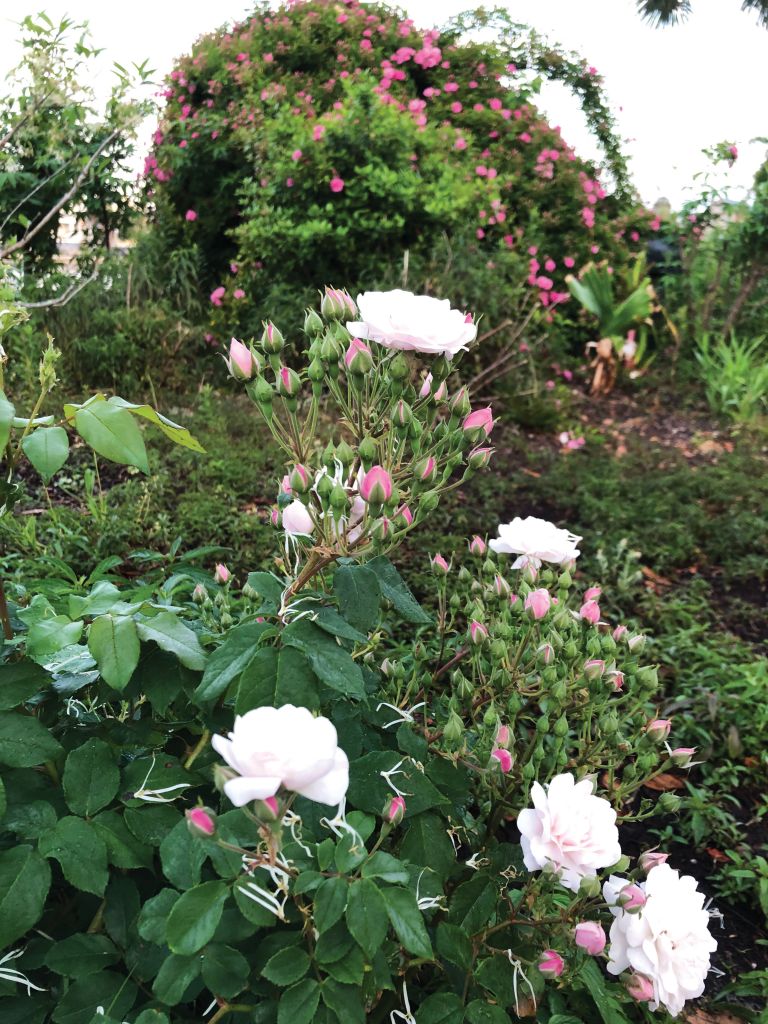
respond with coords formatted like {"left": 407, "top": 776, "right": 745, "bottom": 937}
{"left": 683, "top": 1009, "right": 743, "bottom": 1024}
{"left": 520, "top": 468, "right": 541, "bottom": 478}
{"left": 641, "top": 566, "right": 673, "bottom": 589}
{"left": 644, "top": 773, "right": 685, "bottom": 792}
{"left": 705, "top": 848, "right": 731, "bottom": 863}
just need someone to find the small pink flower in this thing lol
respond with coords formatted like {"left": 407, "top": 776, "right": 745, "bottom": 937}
{"left": 639, "top": 850, "right": 669, "bottom": 873}
{"left": 185, "top": 209, "right": 198, "bottom": 221}
{"left": 360, "top": 466, "right": 393, "bottom": 504}
{"left": 669, "top": 746, "right": 696, "bottom": 768}
{"left": 233, "top": 288, "right": 245, "bottom": 300}
{"left": 462, "top": 406, "right": 494, "bottom": 437}
{"left": 330, "top": 176, "right": 345, "bottom": 193}
{"left": 386, "top": 795, "right": 406, "bottom": 824}
{"left": 618, "top": 883, "right": 647, "bottom": 912}
{"left": 625, "top": 973, "right": 655, "bottom": 1003}
{"left": 469, "top": 620, "right": 488, "bottom": 645}
{"left": 291, "top": 149, "right": 302, "bottom": 161}
{"left": 584, "top": 586, "right": 602, "bottom": 601}
{"left": 574, "top": 922, "right": 606, "bottom": 955}
{"left": 495, "top": 724, "right": 511, "bottom": 748}
{"left": 646, "top": 719, "right": 671, "bottom": 742}
{"left": 525, "top": 588, "right": 551, "bottom": 620}
{"left": 469, "top": 535, "right": 487, "bottom": 556}
{"left": 186, "top": 806, "right": 216, "bottom": 837}
{"left": 579, "top": 599, "right": 600, "bottom": 624}
{"left": 491, "top": 748, "right": 512, "bottom": 772}
{"left": 210, "top": 286, "right": 226, "bottom": 306}
{"left": 430, "top": 552, "right": 450, "bottom": 575}
{"left": 613, "top": 625, "right": 628, "bottom": 642}
{"left": 609, "top": 670, "right": 625, "bottom": 691}
{"left": 538, "top": 950, "right": 564, "bottom": 978}
{"left": 214, "top": 563, "right": 231, "bottom": 585}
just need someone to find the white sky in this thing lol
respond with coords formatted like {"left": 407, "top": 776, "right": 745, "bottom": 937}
{"left": 2, "top": 0, "right": 766, "bottom": 208}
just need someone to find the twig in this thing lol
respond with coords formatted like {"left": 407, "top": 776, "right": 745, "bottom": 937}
{"left": 18, "top": 267, "right": 100, "bottom": 309}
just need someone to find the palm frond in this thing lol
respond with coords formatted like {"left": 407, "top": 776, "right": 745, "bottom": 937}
{"left": 636, "top": 0, "right": 693, "bottom": 25}
{"left": 741, "top": 0, "right": 768, "bottom": 27}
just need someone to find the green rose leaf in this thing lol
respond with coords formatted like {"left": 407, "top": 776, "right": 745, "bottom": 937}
{"left": 436, "top": 922, "right": 473, "bottom": 970}
{"left": 464, "top": 1001, "right": 512, "bottom": 1024}
{"left": 334, "top": 563, "right": 381, "bottom": 632}
{"left": 92, "top": 809, "right": 154, "bottom": 869}
{"left": 194, "top": 620, "right": 273, "bottom": 706}
{"left": 321, "top": 978, "right": 365, "bottom": 1024}
{"left": 136, "top": 611, "right": 206, "bottom": 670}
{"left": 21, "top": 425, "right": 69, "bottom": 482}
{"left": 277, "top": 978, "right": 321, "bottom": 1024}
{"left": 159, "top": 818, "right": 207, "bottom": 890}
{"left": 367, "top": 556, "right": 431, "bottom": 624}
{"left": 282, "top": 619, "right": 365, "bottom": 699}
{"left": 0, "top": 845, "right": 51, "bottom": 947}
{"left": 38, "top": 816, "right": 109, "bottom": 895}
{"left": 72, "top": 396, "right": 149, "bottom": 472}
{"left": 0, "top": 392, "right": 15, "bottom": 450}
{"left": 0, "top": 710, "right": 63, "bottom": 767}
{"left": 202, "top": 943, "right": 251, "bottom": 999}
{"left": 62, "top": 737, "right": 120, "bottom": 817}
{"left": 166, "top": 879, "right": 229, "bottom": 955}
{"left": 414, "top": 992, "right": 465, "bottom": 1024}
{"left": 137, "top": 889, "right": 181, "bottom": 944}
{"left": 88, "top": 614, "right": 141, "bottom": 691}
{"left": 345, "top": 878, "right": 388, "bottom": 959}
{"left": 383, "top": 885, "right": 433, "bottom": 958}
{"left": 313, "top": 876, "right": 349, "bottom": 933}
{"left": 152, "top": 953, "right": 201, "bottom": 1006}
{"left": 45, "top": 933, "right": 119, "bottom": 977}
{"left": 262, "top": 946, "right": 311, "bottom": 986}
{"left": 26, "top": 616, "right": 83, "bottom": 659}
{"left": 107, "top": 397, "right": 205, "bottom": 452}
{"left": 361, "top": 851, "right": 410, "bottom": 885}
{"left": 0, "top": 659, "right": 49, "bottom": 710}
{"left": 51, "top": 970, "right": 137, "bottom": 1024}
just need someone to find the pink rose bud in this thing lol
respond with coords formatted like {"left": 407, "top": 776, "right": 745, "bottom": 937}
{"left": 360, "top": 466, "right": 393, "bottom": 504}
{"left": 282, "top": 499, "right": 314, "bottom": 535}
{"left": 639, "top": 850, "right": 669, "bottom": 873}
{"left": 625, "top": 973, "right": 654, "bottom": 1003}
{"left": 467, "top": 446, "right": 493, "bottom": 470}
{"left": 186, "top": 806, "right": 217, "bottom": 837}
{"left": 525, "top": 588, "right": 551, "bottom": 620}
{"left": 627, "top": 633, "right": 646, "bottom": 653}
{"left": 278, "top": 365, "right": 301, "bottom": 397}
{"left": 289, "top": 465, "right": 311, "bottom": 493}
{"left": 261, "top": 321, "right": 284, "bottom": 353}
{"left": 538, "top": 950, "right": 564, "bottom": 978}
{"left": 383, "top": 794, "right": 406, "bottom": 825}
{"left": 469, "top": 620, "right": 488, "bottom": 645}
{"left": 579, "top": 599, "right": 600, "bottom": 624}
{"left": 469, "top": 535, "right": 487, "bottom": 556}
{"left": 270, "top": 507, "right": 280, "bottom": 528}
{"left": 537, "top": 642, "right": 555, "bottom": 665}
{"left": 612, "top": 625, "right": 628, "bottom": 642}
{"left": 584, "top": 586, "right": 602, "bottom": 601}
{"left": 280, "top": 474, "right": 292, "bottom": 495}
{"left": 372, "top": 517, "right": 392, "bottom": 543}
{"left": 329, "top": 175, "right": 345, "bottom": 193}
{"left": 490, "top": 747, "right": 512, "bottom": 772}
{"left": 574, "top": 921, "right": 606, "bottom": 955}
{"left": 669, "top": 746, "right": 696, "bottom": 768}
{"left": 462, "top": 406, "right": 494, "bottom": 438}
{"left": 419, "top": 373, "right": 434, "bottom": 398}
{"left": 214, "top": 563, "right": 231, "bottom": 585}
{"left": 254, "top": 796, "right": 281, "bottom": 822}
{"left": 450, "top": 385, "right": 472, "bottom": 418}
{"left": 609, "top": 670, "right": 625, "bottom": 691}
{"left": 434, "top": 380, "right": 448, "bottom": 401}
{"left": 495, "top": 723, "right": 511, "bottom": 748}
{"left": 227, "top": 338, "right": 256, "bottom": 380}
{"left": 345, "top": 336, "right": 373, "bottom": 374}
{"left": 185, "top": 209, "right": 198, "bottom": 221}
{"left": 617, "top": 883, "right": 647, "bottom": 913}
{"left": 430, "top": 552, "right": 450, "bottom": 575}
{"left": 380, "top": 658, "right": 394, "bottom": 677}
{"left": 396, "top": 504, "right": 413, "bottom": 526}
{"left": 646, "top": 718, "right": 671, "bottom": 742}
{"left": 192, "top": 583, "right": 206, "bottom": 604}
{"left": 583, "top": 659, "right": 605, "bottom": 680}
{"left": 493, "top": 574, "right": 510, "bottom": 598}
{"left": 416, "top": 456, "right": 437, "bottom": 484}
{"left": 393, "top": 399, "right": 413, "bottom": 429}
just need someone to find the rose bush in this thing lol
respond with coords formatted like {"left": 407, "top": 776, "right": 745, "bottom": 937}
{"left": 0, "top": 286, "right": 719, "bottom": 1023}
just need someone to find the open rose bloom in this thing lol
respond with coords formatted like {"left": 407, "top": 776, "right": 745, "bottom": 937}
{"left": 604, "top": 864, "right": 717, "bottom": 1016}
{"left": 212, "top": 705, "right": 349, "bottom": 807}
{"left": 517, "top": 773, "right": 621, "bottom": 891}
{"left": 490, "top": 515, "right": 581, "bottom": 568}
{"left": 346, "top": 289, "right": 477, "bottom": 357}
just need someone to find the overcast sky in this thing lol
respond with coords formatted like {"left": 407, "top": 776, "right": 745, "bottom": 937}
{"left": 2, "top": 0, "right": 766, "bottom": 208}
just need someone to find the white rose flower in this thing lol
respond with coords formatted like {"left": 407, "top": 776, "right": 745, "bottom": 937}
{"left": 212, "top": 705, "right": 349, "bottom": 807}
{"left": 282, "top": 499, "right": 314, "bottom": 536}
{"left": 605, "top": 863, "right": 717, "bottom": 1017}
{"left": 347, "top": 289, "right": 477, "bottom": 357}
{"left": 517, "top": 773, "right": 621, "bottom": 891}
{"left": 489, "top": 516, "right": 582, "bottom": 569}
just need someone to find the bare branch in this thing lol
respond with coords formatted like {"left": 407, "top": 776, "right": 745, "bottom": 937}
{"left": 17, "top": 266, "right": 100, "bottom": 309}
{"left": 0, "top": 87, "right": 58, "bottom": 151}
{"left": 0, "top": 127, "right": 121, "bottom": 260}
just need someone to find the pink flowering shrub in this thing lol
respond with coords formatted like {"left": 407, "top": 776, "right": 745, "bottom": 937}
{"left": 145, "top": 0, "right": 642, "bottom": 345}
